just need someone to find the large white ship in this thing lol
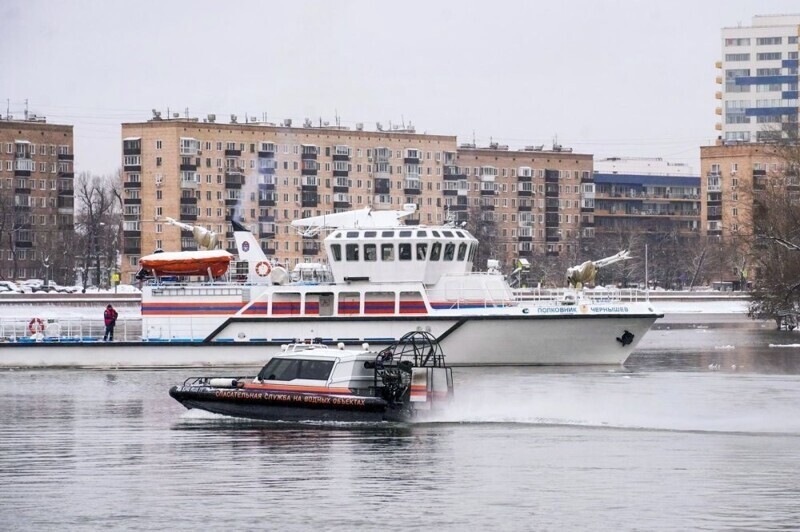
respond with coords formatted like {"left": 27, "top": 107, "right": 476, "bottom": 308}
{"left": 130, "top": 205, "right": 661, "bottom": 366}
{"left": 0, "top": 206, "right": 662, "bottom": 367}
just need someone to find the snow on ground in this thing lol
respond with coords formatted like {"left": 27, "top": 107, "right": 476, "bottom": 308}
{"left": 0, "top": 304, "right": 137, "bottom": 320}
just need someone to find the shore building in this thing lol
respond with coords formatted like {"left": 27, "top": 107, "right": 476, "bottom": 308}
{"left": 717, "top": 14, "right": 800, "bottom": 143}
{"left": 592, "top": 157, "right": 701, "bottom": 236}
{"left": 0, "top": 115, "right": 74, "bottom": 282}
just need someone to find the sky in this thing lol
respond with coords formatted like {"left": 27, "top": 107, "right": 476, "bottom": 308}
{"left": 1, "top": 0, "right": 799, "bottom": 175}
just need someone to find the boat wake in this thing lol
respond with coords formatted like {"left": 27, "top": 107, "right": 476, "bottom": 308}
{"left": 419, "top": 380, "right": 800, "bottom": 436}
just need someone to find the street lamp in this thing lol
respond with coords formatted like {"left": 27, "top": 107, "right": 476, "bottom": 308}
{"left": 42, "top": 255, "right": 50, "bottom": 287}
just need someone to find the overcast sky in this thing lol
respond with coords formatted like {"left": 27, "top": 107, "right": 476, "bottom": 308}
{"left": 1, "top": 0, "right": 798, "bottom": 175}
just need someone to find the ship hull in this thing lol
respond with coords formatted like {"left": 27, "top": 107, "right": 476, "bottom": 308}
{"left": 0, "top": 312, "right": 658, "bottom": 368}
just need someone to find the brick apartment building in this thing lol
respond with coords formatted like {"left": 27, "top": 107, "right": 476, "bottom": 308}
{"left": 0, "top": 115, "right": 74, "bottom": 282}
{"left": 119, "top": 115, "right": 595, "bottom": 283}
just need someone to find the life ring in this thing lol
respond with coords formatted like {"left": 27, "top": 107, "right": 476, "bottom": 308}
{"left": 29, "top": 317, "right": 45, "bottom": 335}
{"left": 255, "top": 260, "right": 272, "bottom": 277}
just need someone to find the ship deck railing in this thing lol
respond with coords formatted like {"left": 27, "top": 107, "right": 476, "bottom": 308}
{"left": 512, "top": 287, "right": 651, "bottom": 304}
{"left": 0, "top": 317, "right": 143, "bottom": 343}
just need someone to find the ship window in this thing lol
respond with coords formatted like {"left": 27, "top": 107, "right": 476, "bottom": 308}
{"left": 417, "top": 231, "right": 427, "bottom": 237}
{"left": 382, "top": 243, "right": 394, "bottom": 261}
{"left": 431, "top": 230, "right": 440, "bottom": 237}
{"left": 430, "top": 242, "right": 442, "bottom": 261}
{"left": 457, "top": 243, "right": 467, "bottom": 261}
{"left": 364, "top": 231, "right": 377, "bottom": 238}
{"left": 346, "top": 231, "right": 359, "bottom": 238}
{"left": 257, "top": 359, "right": 334, "bottom": 381}
{"left": 298, "top": 360, "right": 335, "bottom": 380}
{"left": 399, "top": 243, "right": 412, "bottom": 260}
{"left": 364, "top": 244, "right": 377, "bottom": 261}
{"left": 416, "top": 243, "right": 428, "bottom": 260}
{"left": 381, "top": 231, "right": 394, "bottom": 237}
{"left": 399, "top": 230, "right": 412, "bottom": 237}
{"left": 455, "top": 231, "right": 465, "bottom": 238}
{"left": 442, "top": 231, "right": 454, "bottom": 237}
{"left": 444, "top": 243, "right": 456, "bottom": 261}
{"left": 333, "top": 232, "right": 342, "bottom": 238}
{"left": 346, "top": 244, "right": 359, "bottom": 261}
{"left": 331, "top": 244, "right": 342, "bottom": 261}
{"left": 468, "top": 244, "right": 476, "bottom": 262}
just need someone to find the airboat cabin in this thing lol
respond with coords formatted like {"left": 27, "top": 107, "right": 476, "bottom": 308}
{"left": 325, "top": 227, "right": 479, "bottom": 285}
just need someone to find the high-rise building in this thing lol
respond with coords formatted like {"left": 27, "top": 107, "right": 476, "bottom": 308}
{"left": 0, "top": 115, "right": 74, "bottom": 282}
{"left": 717, "top": 14, "right": 800, "bottom": 143}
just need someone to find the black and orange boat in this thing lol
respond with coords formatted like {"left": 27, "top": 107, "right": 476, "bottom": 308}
{"left": 169, "top": 331, "right": 454, "bottom": 422}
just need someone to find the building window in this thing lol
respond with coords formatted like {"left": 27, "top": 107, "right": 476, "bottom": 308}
{"left": 756, "top": 52, "right": 781, "bottom": 61}
{"left": 725, "top": 53, "right": 750, "bottom": 62}
{"left": 156, "top": 140, "right": 162, "bottom": 149}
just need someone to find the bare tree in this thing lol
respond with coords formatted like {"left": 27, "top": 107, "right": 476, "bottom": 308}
{"left": 743, "top": 130, "right": 800, "bottom": 322}
{"left": 74, "top": 172, "right": 121, "bottom": 289}
{"left": 465, "top": 204, "right": 502, "bottom": 272}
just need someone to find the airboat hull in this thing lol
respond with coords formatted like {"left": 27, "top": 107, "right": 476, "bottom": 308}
{"left": 170, "top": 386, "right": 391, "bottom": 422}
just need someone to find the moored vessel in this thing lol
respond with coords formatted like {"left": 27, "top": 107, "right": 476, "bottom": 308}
{"left": 0, "top": 206, "right": 662, "bottom": 368}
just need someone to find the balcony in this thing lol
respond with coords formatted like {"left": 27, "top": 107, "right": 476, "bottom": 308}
{"left": 57, "top": 153, "right": 74, "bottom": 161}
{"left": 224, "top": 148, "right": 242, "bottom": 157}
{"left": 302, "top": 195, "right": 319, "bottom": 208}
{"left": 225, "top": 174, "right": 245, "bottom": 188}
{"left": 403, "top": 179, "right": 421, "bottom": 195}
{"left": 124, "top": 180, "right": 141, "bottom": 188}
{"left": 179, "top": 196, "right": 197, "bottom": 205}
{"left": 374, "top": 179, "right": 391, "bottom": 194}
{"left": 180, "top": 178, "right": 199, "bottom": 189}
{"left": 302, "top": 243, "right": 321, "bottom": 256}
{"left": 258, "top": 194, "right": 276, "bottom": 207}
{"left": 443, "top": 165, "right": 462, "bottom": 179}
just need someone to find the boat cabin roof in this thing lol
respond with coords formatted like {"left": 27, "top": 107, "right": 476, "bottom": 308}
{"left": 329, "top": 228, "right": 474, "bottom": 240}
{"left": 256, "top": 345, "right": 376, "bottom": 384}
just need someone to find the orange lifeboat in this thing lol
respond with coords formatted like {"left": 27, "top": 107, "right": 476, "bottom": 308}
{"left": 139, "top": 250, "right": 233, "bottom": 277}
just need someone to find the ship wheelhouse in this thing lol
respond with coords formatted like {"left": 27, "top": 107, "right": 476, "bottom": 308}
{"left": 325, "top": 227, "right": 479, "bottom": 285}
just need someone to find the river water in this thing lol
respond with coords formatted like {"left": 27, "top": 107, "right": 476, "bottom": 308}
{"left": 2, "top": 322, "right": 800, "bottom": 531}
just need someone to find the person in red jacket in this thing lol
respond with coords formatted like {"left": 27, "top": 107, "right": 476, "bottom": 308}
{"left": 103, "top": 304, "right": 119, "bottom": 341}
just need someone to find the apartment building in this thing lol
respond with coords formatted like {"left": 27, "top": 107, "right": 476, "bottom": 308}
{"left": 717, "top": 14, "right": 800, "bottom": 143}
{"left": 699, "top": 142, "right": 791, "bottom": 240}
{"left": 455, "top": 143, "right": 592, "bottom": 265}
{"left": 120, "top": 114, "right": 598, "bottom": 282}
{"left": 120, "top": 115, "right": 458, "bottom": 282}
{"left": 592, "top": 157, "right": 701, "bottom": 236}
{"left": 0, "top": 115, "right": 74, "bottom": 282}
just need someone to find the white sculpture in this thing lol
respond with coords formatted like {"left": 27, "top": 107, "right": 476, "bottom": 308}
{"left": 566, "top": 250, "right": 631, "bottom": 289}
{"left": 165, "top": 217, "right": 218, "bottom": 250}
